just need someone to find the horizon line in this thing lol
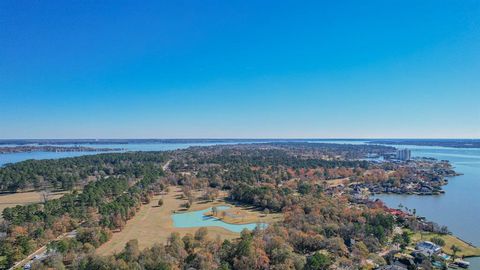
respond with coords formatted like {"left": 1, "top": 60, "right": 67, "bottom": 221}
{"left": 1, "top": 138, "right": 479, "bottom": 141}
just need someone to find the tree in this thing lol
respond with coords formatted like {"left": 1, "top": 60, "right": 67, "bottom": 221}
{"left": 195, "top": 227, "right": 208, "bottom": 241}
{"left": 298, "top": 182, "right": 312, "bottom": 195}
{"left": 124, "top": 239, "right": 140, "bottom": 262}
{"left": 167, "top": 232, "right": 187, "bottom": 260}
{"left": 187, "top": 194, "right": 195, "bottom": 206}
{"left": 111, "top": 214, "right": 126, "bottom": 231}
{"left": 393, "top": 232, "right": 411, "bottom": 250}
{"left": 451, "top": 245, "right": 461, "bottom": 259}
{"left": 430, "top": 236, "right": 445, "bottom": 247}
{"left": 42, "top": 188, "right": 51, "bottom": 203}
{"left": 305, "top": 252, "right": 331, "bottom": 270}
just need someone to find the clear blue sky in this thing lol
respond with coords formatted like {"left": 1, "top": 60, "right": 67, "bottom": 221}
{"left": 1, "top": 0, "right": 479, "bottom": 139}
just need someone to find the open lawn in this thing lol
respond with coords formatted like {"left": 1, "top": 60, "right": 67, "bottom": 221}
{"left": 410, "top": 231, "right": 480, "bottom": 257}
{"left": 325, "top": 177, "right": 350, "bottom": 187}
{"left": 96, "top": 187, "right": 279, "bottom": 256}
{"left": 0, "top": 191, "right": 67, "bottom": 219}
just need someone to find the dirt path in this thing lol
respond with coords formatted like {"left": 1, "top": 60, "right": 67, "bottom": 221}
{"left": 162, "top": 159, "right": 172, "bottom": 171}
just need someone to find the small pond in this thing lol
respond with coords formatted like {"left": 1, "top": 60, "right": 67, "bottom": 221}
{"left": 171, "top": 206, "right": 266, "bottom": 233}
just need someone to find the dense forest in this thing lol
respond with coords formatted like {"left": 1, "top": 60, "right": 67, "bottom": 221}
{"left": 0, "top": 152, "right": 168, "bottom": 191}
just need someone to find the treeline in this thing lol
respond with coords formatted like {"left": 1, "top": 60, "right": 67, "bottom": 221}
{"left": 169, "top": 147, "right": 370, "bottom": 187}
{"left": 171, "top": 146, "right": 371, "bottom": 169}
{"left": 0, "top": 151, "right": 168, "bottom": 191}
{"left": 266, "top": 142, "right": 394, "bottom": 159}
{"left": 230, "top": 183, "right": 299, "bottom": 211}
{"left": 203, "top": 151, "right": 369, "bottom": 169}
{"left": 0, "top": 167, "right": 165, "bottom": 268}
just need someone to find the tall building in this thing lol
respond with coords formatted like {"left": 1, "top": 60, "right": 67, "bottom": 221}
{"left": 396, "top": 149, "right": 411, "bottom": 161}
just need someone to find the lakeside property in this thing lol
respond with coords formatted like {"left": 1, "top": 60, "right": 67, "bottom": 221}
{"left": 408, "top": 231, "right": 480, "bottom": 258}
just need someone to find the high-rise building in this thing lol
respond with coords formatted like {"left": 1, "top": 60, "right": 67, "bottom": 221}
{"left": 396, "top": 149, "right": 411, "bottom": 161}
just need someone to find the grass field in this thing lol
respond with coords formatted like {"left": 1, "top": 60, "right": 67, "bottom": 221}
{"left": 96, "top": 186, "right": 279, "bottom": 255}
{"left": 410, "top": 231, "right": 480, "bottom": 257}
{"left": 204, "top": 205, "right": 281, "bottom": 225}
{"left": 0, "top": 191, "right": 67, "bottom": 219}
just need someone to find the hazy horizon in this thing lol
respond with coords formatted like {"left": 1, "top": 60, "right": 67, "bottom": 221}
{"left": 1, "top": 137, "right": 479, "bottom": 141}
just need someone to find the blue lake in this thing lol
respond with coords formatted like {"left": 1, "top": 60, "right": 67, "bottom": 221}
{"left": 171, "top": 206, "right": 266, "bottom": 233}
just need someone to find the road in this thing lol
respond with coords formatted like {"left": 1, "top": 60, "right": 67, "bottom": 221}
{"left": 162, "top": 159, "right": 172, "bottom": 171}
{"left": 9, "top": 230, "right": 77, "bottom": 270}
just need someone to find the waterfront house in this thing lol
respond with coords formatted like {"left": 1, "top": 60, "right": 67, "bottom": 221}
{"left": 415, "top": 241, "right": 442, "bottom": 256}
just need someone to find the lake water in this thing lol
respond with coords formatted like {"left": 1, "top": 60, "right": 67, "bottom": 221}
{"left": 171, "top": 206, "right": 265, "bottom": 233}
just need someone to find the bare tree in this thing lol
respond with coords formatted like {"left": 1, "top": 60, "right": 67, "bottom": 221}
{"left": 42, "top": 186, "right": 51, "bottom": 203}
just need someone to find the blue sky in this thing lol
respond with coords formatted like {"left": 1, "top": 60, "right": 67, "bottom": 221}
{"left": 1, "top": 0, "right": 479, "bottom": 139}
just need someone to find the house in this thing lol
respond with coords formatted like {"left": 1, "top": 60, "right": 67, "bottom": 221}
{"left": 415, "top": 241, "right": 442, "bottom": 256}
{"left": 387, "top": 208, "right": 407, "bottom": 218}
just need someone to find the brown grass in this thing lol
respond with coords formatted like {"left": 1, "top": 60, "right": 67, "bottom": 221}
{"left": 204, "top": 206, "right": 281, "bottom": 225}
{"left": 325, "top": 177, "right": 350, "bottom": 187}
{"left": 0, "top": 191, "right": 67, "bottom": 219}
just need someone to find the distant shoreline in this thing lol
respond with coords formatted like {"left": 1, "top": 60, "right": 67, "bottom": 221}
{"left": 0, "top": 145, "right": 122, "bottom": 154}
{"left": 0, "top": 138, "right": 360, "bottom": 145}
{"left": 367, "top": 139, "right": 480, "bottom": 148}
{"left": 1, "top": 138, "right": 479, "bottom": 148}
